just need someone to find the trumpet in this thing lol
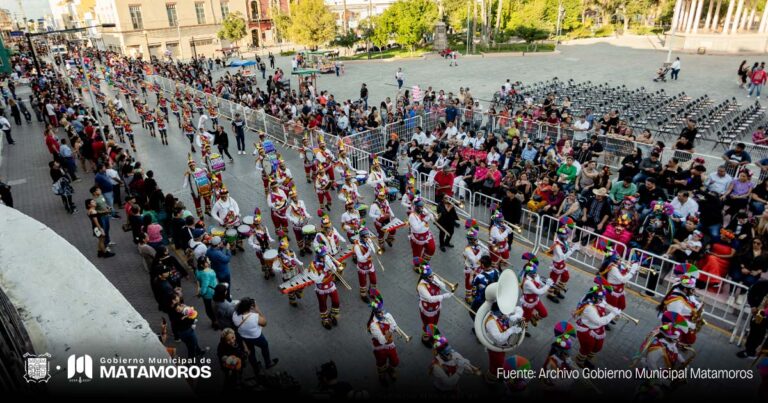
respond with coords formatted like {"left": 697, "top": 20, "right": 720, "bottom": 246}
{"left": 637, "top": 266, "right": 658, "bottom": 276}
{"left": 395, "top": 327, "right": 412, "bottom": 343}
{"left": 504, "top": 221, "right": 523, "bottom": 234}
{"left": 432, "top": 273, "right": 477, "bottom": 315}
{"left": 619, "top": 312, "right": 640, "bottom": 325}
{"left": 443, "top": 195, "right": 465, "bottom": 210}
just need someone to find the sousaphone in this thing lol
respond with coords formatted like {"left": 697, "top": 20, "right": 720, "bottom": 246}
{"left": 473, "top": 270, "right": 526, "bottom": 352}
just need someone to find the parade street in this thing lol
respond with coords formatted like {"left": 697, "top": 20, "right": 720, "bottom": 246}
{"left": 0, "top": 46, "right": 760, "bottom": 398}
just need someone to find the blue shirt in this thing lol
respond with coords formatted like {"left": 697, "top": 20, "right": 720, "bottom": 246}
{"left": 472, "top": 269, "right": 500, "bottom": 306}
{"left": 446, "top": 106, "right": 458, "bottom": 123}
{"left": 724, "top": 149, "right": 752, "bottom": 163}
{"left": 521, "top": 146, "right": 538, "bottom": 162}
{"left": 94, "top": 172, "right": 114, "bottom": 193}
{"left": 206, "top": 247, "right": 232, "bottom": 280}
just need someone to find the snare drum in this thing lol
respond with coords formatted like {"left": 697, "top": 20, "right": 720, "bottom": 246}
{"left": 242, "top": 215, "right": 255, "bottom": 226}
{"left": 263, "top": 140, "right": 276, "bottom": 154}
{"left": 355, "top": 170, "right": 368, "bottom": 185}
{"left": 225, "top": 229, "right": 239, "bottom": 245}
{"left": 388, "top": 187, "right": 399, "bottom": 201}
{"left": 237, "top": 225, "right": 252, "bottom": 239}
{"left": 209, "top": 153, "right": 226, "bottom": 173}
{"left": 356, "top": 204, "right": 369, "bottom": 216}
{"left": 211, "top": 226, "right": 226, "bottom": 238}
{"left": 264, "top": 249, "right": 278, "bottom": 268}
{"left": 301, "top": 224, "right": 317, "bottom": 236}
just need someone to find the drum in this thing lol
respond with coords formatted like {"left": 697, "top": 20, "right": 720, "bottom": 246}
{"left": 225, "top": 229, "right": 239, "bottom": 245}
{"left": 356, "top": 204, "right": 369, "bottom": 216}
{"left": 301, "top": 224, "right": 317, "bottom": 235}
{"left": 355, "top": 170, "right": 368, "bottom": 185}
{"left": 193, "top": 169, "right": 211, "bottom": 195}
{"left": 388, "top": 187, "right": 399, "bottom": 201}
{"left": 242, "top": 215, "right": 255, "bottom": 226}
{"left": 237, "top": 225, "right": 252, "bottom": 239}
{"left": 264, "top": 249, "right": 278, "bottom": 268}
{"left": 209, "top": 153, "right": 226, "bottom": 173}
{"left": 211, "top": 226, "right": 226, "bottom": 238}
{"left": 263, "top": 140, "right": 276, "bottom": 154}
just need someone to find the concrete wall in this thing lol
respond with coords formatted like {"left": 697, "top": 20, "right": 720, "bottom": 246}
{"left": 0, "top": 205, "right": 191, "bottom": 395}
{"left": 666, "top": 32, "right": 768, "bottom": 54}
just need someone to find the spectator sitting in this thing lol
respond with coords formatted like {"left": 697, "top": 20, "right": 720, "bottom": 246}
{"left": 670, "top": 190, "right": 699, "bottom": 224}
{"left": 609, "top": 177, "right": 638, "bottom": 207}
{"left": 664, "top": 229, "right": 703, "bottom": 263}
{"left": 725, "top": 211, "right": 754, "bottom": 251}
{"left": 697, "top": 229, "right": 737, "bottom": 290}
{"left": 705, "top": 165, "right": 733, "bottom": 196}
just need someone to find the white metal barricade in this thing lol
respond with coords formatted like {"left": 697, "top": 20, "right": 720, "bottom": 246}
{"left": 469, "top": 191, "right": 502, "bottom": 227}
{"left": 535, "top": 214, "right": 629, "bottom": 270}
{"left": 384, "top": 116, "right": 423, "bottom": 145}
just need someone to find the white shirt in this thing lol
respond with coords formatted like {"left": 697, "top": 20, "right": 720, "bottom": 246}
{"left": 705, "top": 172, "right": 733, "bottom": 195}
{"left": 106, "top": 168, "right": 121, "bottom": 185}
{"left": 444, "top": 125, "right": 458, "bottom": 140}
{"left": 0, "top": 116, "right": 10, "bottom": 130}
{"left": 232, "top": 312, "right": 262, "bottom": 339}
{"left": 671, "top": 60, "right": 681, "bottom": 69}
{"left": 412, "top": 131, "right": 428, "bottom": 146}
{"left": 670, "top": 197, "right": 699, "bottom": 219}
{"left": 212, "top": 197, "right": 240, "bottom": 226}
{"left": 46, "top": 103, "right": 55, "bottom": 116}
{"left": 432, "top": 352, "right": 474, "bottom": 391}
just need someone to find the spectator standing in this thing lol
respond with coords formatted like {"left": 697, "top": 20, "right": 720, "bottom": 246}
{"left": 670, "top": 57, "right": 681, "bottom": 80}
{"left": 0, "top": 114, "right": 14, "bottom": 145}
{"left": 395, "top": 68, "right": 404, "bottom": 90}
{"left": 748, "top": 65, "right": 767, "bottom": 99}
{"left": 51, "top": 161, "right": 76, "bottom": 214}
{"left": 436, "top": 195, "right": 459, "bottom": 252}
{"left": 232, "top": 298, "right": 279, "bottom": 370}
{"left": 85, "top": 198, "right": 112, "bottom": 258}
{"left": 195, "top": 257, "right": 219, "bottom": 329}
{"left": 207, "top": 237, "right": 233, "bottom": 299}
{"left": 232, "top": 113, "right": 246, "bottom": 155}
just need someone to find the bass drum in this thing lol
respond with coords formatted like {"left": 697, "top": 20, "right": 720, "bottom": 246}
{"left": 473, "top": 270, "right": 525, "bottom": 352}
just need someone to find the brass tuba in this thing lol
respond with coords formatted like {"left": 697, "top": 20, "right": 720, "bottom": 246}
{"left": 473, "top": 270, "right": 526, "bottom": 352}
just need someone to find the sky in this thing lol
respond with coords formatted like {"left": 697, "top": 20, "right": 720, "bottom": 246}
{"left": 1, "top": 0, "right": 52, "bottom": 20}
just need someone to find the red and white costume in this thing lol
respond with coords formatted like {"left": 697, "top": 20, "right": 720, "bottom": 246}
{"left": 354, "top": 239, "right": 377, "bottom": 294}
{"left": 308, "top": 256, "right": 341, "bottom": 327}
{"left": 315, "top": 173, "right": 333, "bottom": 205}
{"left": 313, "top": 228, "right": 345, "bottom": 257}
{"left": 272, "top": 249, "right": 304, "bottom": 305}
{"left": 276, "top": 167, "right": 294, "bottom": 193}
{"left": 341, "top": 209, "right": 362, "bottom": 240}
{"left": 315, "top": 147, "right": 336, "bottom": 180}
{"left": 247, "top": 225, "right": 273, "bottom": 268}
{"left": 339, "top": 181, "right": 360, "bottom": 203}
{"left": 287, "top": 199, "right": 310, "bottom": 248}
{"left": 661, "top": 292, "right": 702, "bottom": 346}
{"left": 211, "top": 196, "right": 241, "bottom": 228}
{"left": 489, "top": 224, "right": 511, "bottom": 266}
{"left": 463, "top": 244, "right": 485, "bottom": 301}
{"left": 417, "top": 277, "right": 450, "bottom": 338}
{"left": 409, "top": 210, "right": 436, "bottom": 264}
{"left": 267, "top": 188, "right": 289, "bottom": 232}
{"left": 301, "top": 144, "right": 317, "bottom": 179}
{"left": 369, "top": 313, "right": 400, "bottom": 372}
{"left": 521, "top": 273, "right": 552, "bottom": 322}
{"left": 369, "top": 199, "right": 397, "bottom": 247}
{"left": 550, "top": 236, "right": 579, "bottom": 290}
{"left": 431, "top": 352, "right": 475, "bottom": 392}
{"left": 485, "top": 308, "right": 524, "bottom": 378}
{"left": 366, "top": 167, "right": 389, "bottom": 188}
{"left": 601, "top": 262, "right": 638, "bottom": 310}
{"left": 575, "top": 302, "right": 620, "bottom": 358}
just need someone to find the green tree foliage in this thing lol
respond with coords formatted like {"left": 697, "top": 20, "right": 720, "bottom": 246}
{"left": 331, "top": 30, "right": 359, "bottom": 51}
{"left": 216, "top": 11, "right": 247, "bottom": 46}
{"left": 287, "top": 0, "right": 337, "bottom": 49}
{"left": 271, "top": 8, "right": 292, "bottom": 43}
{"left": 372, "top": 0, "right": 439, "bottom": 51}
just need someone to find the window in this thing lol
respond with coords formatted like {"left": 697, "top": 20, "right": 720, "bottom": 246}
{"left": 129, "top": 5, "right": 143, "bottom": 29}
{"left": 195, "top": 2, "right": 206, "bottom": 24}
{"left": 166, "top": 4, "right": 178, "bottom": 27}
{"left": 221, "top": 2, "right": 229, "bottom": 18}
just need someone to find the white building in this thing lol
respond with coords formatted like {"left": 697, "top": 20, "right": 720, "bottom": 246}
{"left": 324, "top": 0, "right": 395, "bottom": 30}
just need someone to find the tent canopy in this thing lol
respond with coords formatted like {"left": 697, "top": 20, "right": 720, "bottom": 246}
{"left": 291, "top": 69, "right": 321, "bottom": 75}
{"left": 228, "top": 59, "right": 257, "bottom": 67}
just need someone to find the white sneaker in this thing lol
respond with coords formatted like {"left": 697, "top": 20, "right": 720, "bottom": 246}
{"left": 747, "top": 95, "right": 751, "bottom": 98}
{"left": 736, "top": 293, "right": 746, "bottom": 306}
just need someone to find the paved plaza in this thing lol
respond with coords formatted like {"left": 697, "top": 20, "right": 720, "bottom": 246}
{"left": 1, "top": 43, "right": 764, "bottom": 398}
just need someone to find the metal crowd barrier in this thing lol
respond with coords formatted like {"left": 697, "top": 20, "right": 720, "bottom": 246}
{"left": 535, "top": 214, "right": 630, "bottom": 270}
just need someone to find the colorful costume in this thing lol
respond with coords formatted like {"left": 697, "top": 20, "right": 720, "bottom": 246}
{"left": 308, "top": 246, "right": 341, "bottom": 329}
{"left": 408, "top": 197, "right": 436, "bottom": 270}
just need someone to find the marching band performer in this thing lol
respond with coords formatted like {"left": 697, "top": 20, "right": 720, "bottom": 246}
{"left": 484, "top": 303, "right": 524, "bottom": 382}
{"left": 194, "top": 95, "right": 205, "bottom": 116}
{"left": 470, "top": 256, "right": 499, "bottom": 316}
{"left": 314, "top": 137, "right": 336, "bottom": 181}
{"left": 658, "top": 268, "right": 702, "bottom": 365}
{"left": 275, "top": 158, "right": 294, "bottom": 194}
{"left": 367, "top": 289, "right": 401, "bottom": 386}
{"left": 353, "top": 228, "right": 378, "bottom": 302}
{"left": 542, "top": 321, "right": 577, "bottom": 391}
{"left": 341, "top": 197, "right": 362, "bottom": 241}
{"left": 267, "top": 180, "right": 289, "bottom": 236}
{"left": 548, "top": 217, "right": 580, "bottom": 303}
{"left": 369, "top": 187, "right": 397, "bottom": 250}
{"left": 573, "top": 278, "right": 621, "bottom": 369}
{"left": 308, "top": 246, "right": 342, "bottom": 329}
{"left": 339, "top": 172, "right": 361, "bottom": 204}
{"left": 287, "top": 186, "right": 312, "bottom": 256}
{"left": 300, "top": 136, "right": 316, "bottom": 183}
{"left": 367, "top": 156, "right": 390, "bottom": 188}
{"left": 519, "top": 252, "right": 553, "bottom": 329}
{"left": 416, "top": 261, "right": 453, "bottom": 347}
{"left": 123, "top": 120, "right": 137, "bottom": 153}
{"left": 314, "top": 163, "right": 334, "bottom": 210}
{"left": 112, "top": 112, "right": 125, "bottom": 143}
{"left": 170, "top": 99, "right": 181, "bottom": 128}
{"left": 408, "top": 197, "right": 437, "bottom": 271}
{"left": 247, "top": 208, "right": 274, "bottom": 279}
{"left": 143, "top": 105, "right": 156, "bottom": 137}
{"left": 597, "top": 245, "right": 639, "bottom": 312}
{"left": 253, "top": 143, "right": 272, "bottom": 190}
{"left": 635, "top": 312, "right": 689, "bottom": 398}
{"left": 463, "top": 225, "right": 486, "bottom": 304}
{"left": 182, "top": 118, "right": 197, "bottom": 153}
{"left": 313, "top": 211, "right": 346, "bottom": 258}
{"left": 207, "top": 101, "right": 219, "bottom": 127}
{"left": 158, "top": 93, "right": 168, "bottom": 117}
{"left": 211, "top": 185, "right": 243, "bottom": 254}
{"left": 182, "top": 155, "right": 213, "bottom": 219}
{"left": 401, "top": 177, "right": 418, "bottom": 212}
{"left": 156, "top": 110, "right": 168, "bottom": 146}
{"left": 426, "top": 328, "right": 481, "bottom": 396}
{"left": 272, "top": 236, "right": 304, "bottom": 307}
{"left": 489, "top": 210, "right": 511, "bottom": 269}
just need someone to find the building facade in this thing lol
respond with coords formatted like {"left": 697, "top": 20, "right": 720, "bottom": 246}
{"left": 245, "top": 0, "right": 290, "bottom": 47}
{"left": 95, "top": 0, "right": 248, "bottom": 60}
{"left": 324, "top": 0, "right": 395, "bottom": 31}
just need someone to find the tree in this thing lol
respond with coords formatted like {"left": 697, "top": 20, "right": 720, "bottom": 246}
{"left": 374, "top": 0, "right": 439, "bottom": 52}
{"left": 216, "top": 11, "right": 247, "bottom": 47}
{"left": 513, "top": 25, "right": 551, "bottom": 50}
{"left": 271, "top": 7, "right": 292, "bottom": 43}
{"left": 287, "top": 0, "right": 337, "bottom": 49}
{"left": 331, "top": 30, "right": 359, "bottom": 54}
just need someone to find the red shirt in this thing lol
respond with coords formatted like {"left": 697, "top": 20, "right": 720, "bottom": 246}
{"left": 752, "top": 69, "right": 767, "bottom": 85}
{"left": 434, "top": 171, "right": 455, "bottom": 197}
{"left": 45, "top": 135, "right": 60, "bottom": 155}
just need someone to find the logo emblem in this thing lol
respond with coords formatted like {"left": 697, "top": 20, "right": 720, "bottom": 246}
{"left": 23, "top": 353, "right": 52, "bottom": 383}
{"left": 67, "top": 354, "right": 93, "bottom": 383}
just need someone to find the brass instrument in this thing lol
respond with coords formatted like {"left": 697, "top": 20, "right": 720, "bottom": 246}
{"left": 619, "top": 312, "right": 640, "bottom": 325}
{"left": 637, "top": 266, "right": 658, "bottom": 276}
{"left": 433, "top": 273, "right": 459, "bottom": 292}
{"left": 754, "top": 295, "right": 768, "bottom": 325}
{"left": 444, "top": 195, "right": 465, "bottom": 210}
{"left": 503, "top": 221, "right": 523, "bottom": 234}
{"left": 395, "top": 327, "right": 412, "bottom": 343}
{"left": 324, "top": 255, "right": 353, "bottom": 291}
